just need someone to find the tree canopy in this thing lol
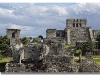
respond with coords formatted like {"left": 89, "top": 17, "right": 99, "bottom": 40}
{"left": 0, "top": 35, "right": 11, "bottom": 59}
{"left": 81, "top": 40, "right": 96, "bottom": 53}
{"left": 21, "top": 37, "right": 30, "bottom": 45}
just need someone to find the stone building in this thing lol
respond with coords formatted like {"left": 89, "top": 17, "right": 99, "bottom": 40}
{"left": 44, "top": 18, "right": 100, "bottom": 44}
{"left": 6, "top": 29, "right": 21, "bottom": 45}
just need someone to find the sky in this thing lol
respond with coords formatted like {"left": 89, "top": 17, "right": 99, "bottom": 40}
{"left": 0, "top": 3, "right": 100, "bottom": 38}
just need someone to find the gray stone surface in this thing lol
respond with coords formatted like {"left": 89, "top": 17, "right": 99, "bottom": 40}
{"left": 45, "top": 18, "right": 98, "bottom": 44}
{"left": 6, "top": 29, "right": 21, "bottom": 45}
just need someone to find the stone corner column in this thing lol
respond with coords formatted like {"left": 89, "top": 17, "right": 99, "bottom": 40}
{"left": 67, "top": 28, "right": 71, "bottom": 44}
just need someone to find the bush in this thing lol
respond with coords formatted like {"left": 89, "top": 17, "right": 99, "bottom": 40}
{"left": 0, "top": 35, "right": 11, "bottom": 58}
{"left": 21, "top": 37, "right": 30, "bottom": 45}
{"left": 78, "top": 40, "right": 96, "bottom": 55}
{"left": 32, "top": 39, "right": 41, "bottom": 44}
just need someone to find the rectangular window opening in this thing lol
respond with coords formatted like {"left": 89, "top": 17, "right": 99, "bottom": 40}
{"left": 76, "top": 23, "right": 78, "bottom": 27}
{"left": 12, "top": 32, "right": 15, "bottom": 38}
{"left": 73, "top": 23, "right": 75, "bottom": 27}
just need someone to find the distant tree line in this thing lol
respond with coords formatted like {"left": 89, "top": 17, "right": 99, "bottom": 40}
{"left": 21, "top": 35, "right": 43, "bottom": 45}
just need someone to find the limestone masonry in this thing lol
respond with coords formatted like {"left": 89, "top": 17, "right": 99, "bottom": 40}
{"left": 44, "top": 18, "right": 100, "bottom": 44}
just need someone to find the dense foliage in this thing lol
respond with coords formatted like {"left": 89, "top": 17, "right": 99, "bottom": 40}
{"left": 32, "top": 39, "right": 41, "bottom": 44}
{"left": 21, "top": 37, "right": 30, "bottom": 45}
{"left": 82, "top": 40, "right": 96, "bottom": 52}
{"left": 0, "top": 35, "right": 11, "bottom": 59}
{"left": 77, "top": 40, "right": 96, "bottom": 55}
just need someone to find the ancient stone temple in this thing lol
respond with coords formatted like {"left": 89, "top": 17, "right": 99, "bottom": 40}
{"left": 5, "top": 18, "right": 100, "bottom": 73}
{"left": 44, "top": 18, "right": 100, "bottom": 44}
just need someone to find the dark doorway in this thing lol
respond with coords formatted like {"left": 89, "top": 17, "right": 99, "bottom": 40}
{"left": 12, "top": 32, "right": 15, "bottom": 38}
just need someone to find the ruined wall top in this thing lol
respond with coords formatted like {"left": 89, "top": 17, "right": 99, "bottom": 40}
{"left": 46, "top": 29, "right": 57, "bottom": 38}
{"left": 6, "top": 28, "right": 21, "bottom": 39}
{"left": 66, "top": 18, "right": 87, "bottom": 28}
{"left": 66, "top": 18, "right": 87, "bottom": 23}
{"left": 46, "top": 29, "right": 56, "bottom": 32}
{"left": 6, "top": 28, "right": 21, "bottom": 31}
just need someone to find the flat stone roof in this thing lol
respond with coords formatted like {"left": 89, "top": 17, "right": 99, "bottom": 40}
{"left": 6, "top": 28, "right": 21, "bottom": 31}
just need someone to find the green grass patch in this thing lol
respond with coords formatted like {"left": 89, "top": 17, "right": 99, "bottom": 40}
{"left": 65, "top": 44, "right": 75, "bottom": 49}
{"left": 0, "top": 57, "right": 13, "bottom": 63}
{"left": 74, "top": 56, "right": 85, "bottom": 61}
{"left": 93, "top": 55, "right": 100, "bottom": 58}
{"left": 74, "top": 55, "right": 100, "bottom": 65}
{"left": 93, "top": 58, "right": 100, "bottom": 65}
{"left": 0, "top": 57, "right": 13, "bottom": 72}
{"left": 76, "top": 49, "right": 82, "bottom": 54}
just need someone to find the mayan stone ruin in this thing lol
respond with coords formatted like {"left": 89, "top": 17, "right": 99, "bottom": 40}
{"left": 4, "top": 18, "right": 100, "bottom": 73}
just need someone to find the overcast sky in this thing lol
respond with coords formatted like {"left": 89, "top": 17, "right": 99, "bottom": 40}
{"left": 0, "top": 3, "right": 100, "bottom": 38}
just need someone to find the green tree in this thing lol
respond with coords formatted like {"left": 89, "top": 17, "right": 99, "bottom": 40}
{"left": 0, "top": 35, "right": 8, "bottom": 44}
{"left": 76, "top": 49, "right": 82, "bottom": 62}
{"left": 32, "top": 39, "right": 41, "bottom": 44}
{"left": 0, "top": 35, "right": 11, "bottom": 58}
{"left": 81, "top": 40, "right": 96, "bottom": 53}
{"left": 21, "top": 37, "right": 29, "bottom": 45}
{"left": 0, "top": 50, "right": 3, "bottom": 60}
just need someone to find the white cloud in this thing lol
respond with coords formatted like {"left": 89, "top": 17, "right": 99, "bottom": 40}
{"left": 7, "top": 24, "right": 46, "bottom": 37}
{"left": 1, "top": 3, "right": 100, "bottom": 37}
{"left": 0, "top": 7, "right": 28, "bottom": 25}
{"left": 8, "top": 24, "right": 34, "bottom": 30}
{"left": 52, "top": 5, "right": 68, "bottom": 16}
{"left": 24, "top": 5, "right": 48, "bottom": 17}
{"left": 0, "top": 8, "right": 13, "bottom": 14}
{"left": 69, "top": 3, "right": 100, "bottom": 15}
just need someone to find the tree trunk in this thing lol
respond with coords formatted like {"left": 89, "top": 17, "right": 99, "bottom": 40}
{"left": 79, "top": 52, "right": 82, "bottom": 62}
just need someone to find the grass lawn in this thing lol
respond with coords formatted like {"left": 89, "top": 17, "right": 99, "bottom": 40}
{"left": 0, "top": 57, "right": 13, "bottom": 63}
{"left": 74, "top": 55, "right": 100, "bottom": 65}
{"left": 0, "top": 57, "right": 13, "bottom": 72}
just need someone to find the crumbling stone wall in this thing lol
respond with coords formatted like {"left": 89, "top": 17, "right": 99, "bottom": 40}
{"left": 43, "top": 38, "right": 66, "bottom": 45}
{"left": 92, "top": 30, "right": 100, "bottom": 40}
{"left": 6, "top": 29, "right": 21, "bottom": 39}
{"left": 23, "top": 43, "right": 49, "bottom": 61}
{"left": 6, "top": 29, "right": 21, "bottom": 45}
{"left": 69, "top": 27, "right": 90, "bottom": 44}
{"left": 12, "top": 43, "right": 49, "bottom": 63}
{"left": 42, "top": 43, "right": 77, "bottom": 72}
{"left": 79, "top": 52, "right": 100, "bottom": 72}
{"left": 5, "top": 43, "right": 100, "bottom": 73}
{"left": 88, "top": 27, "right": 94, "bottom": 41}
{"left": 46, "top": 29, "right": 56, "bottom": 38}
{"left": 5, "top": 63, "right": 26, "bottom": 73}
{"left": 56, "top": 30, "right": 65, "bottom": 37}
{"left": 12, "top": 43, "right": 24, "bottom": 62}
